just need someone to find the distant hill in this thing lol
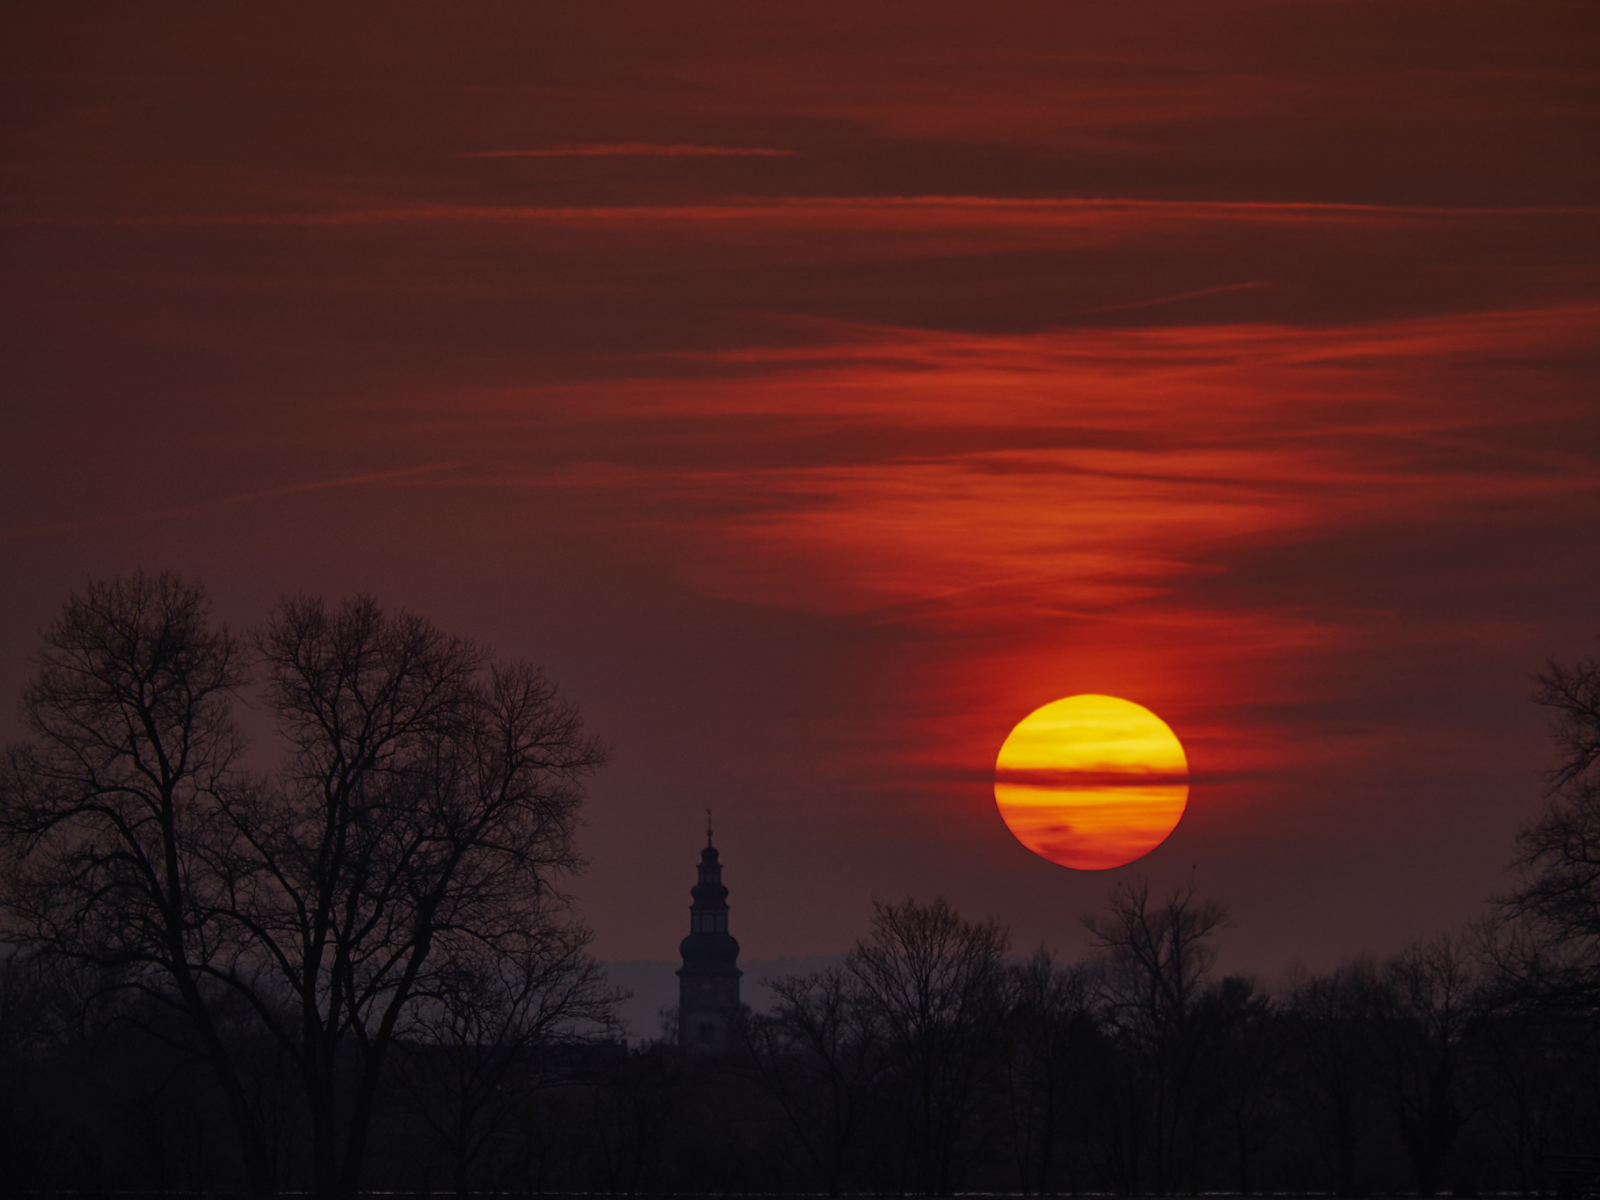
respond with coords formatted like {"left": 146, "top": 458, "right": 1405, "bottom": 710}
{"left": 603, "top": 956, "right": 847, "bottom": 1043}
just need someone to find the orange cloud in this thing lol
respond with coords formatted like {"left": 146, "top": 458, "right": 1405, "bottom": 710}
{"left": 399, "top": 306, "right": 1596, "bottom": 634}
{"left": 379, "top": 300, "right": 1591, "bottom": 816}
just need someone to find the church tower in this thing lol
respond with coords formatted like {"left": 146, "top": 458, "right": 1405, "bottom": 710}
{"left": 677, "top": 815, "right": 742, "bottom": 1052}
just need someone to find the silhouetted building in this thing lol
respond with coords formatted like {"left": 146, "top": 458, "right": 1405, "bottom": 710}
{"left": 677, "top": 819, "right": 742, "bottom": 1052}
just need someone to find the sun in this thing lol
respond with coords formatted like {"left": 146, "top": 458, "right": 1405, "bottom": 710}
{"left": 993, "top": 694, "right": 1189, "bottom": 870}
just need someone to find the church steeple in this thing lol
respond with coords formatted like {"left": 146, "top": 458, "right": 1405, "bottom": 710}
{"left": 676, "top": 815, "right": 742, "bottom": 1052}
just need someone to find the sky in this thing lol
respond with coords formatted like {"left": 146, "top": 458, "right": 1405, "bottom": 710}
{"left": 3, "top": 1, "right": 1599, "bottom": 983}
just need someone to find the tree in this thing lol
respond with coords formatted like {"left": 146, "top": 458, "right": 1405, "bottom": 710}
{"left": 227, "top": 594, "right": 609, "bottom": 1197}
{"left": 1286, "top": 956, "right": 1390, "bottom": 1197}
{"left": 1084, "top": 877, "right": 1229, "bottom": 1193}
{"left": 0, "top": 574, "right": 273, "bottom": 1189}
{"left": 0, "top": 576, "right": 609, "bottom": 1197}
{"left": 743, "top": 966, "right": 886, "bottom": 1195}
{"left": 391, "top": 927, "right": 620, "bottom": 1194}
{"left": 1477, "top": 643, "right": 1600, "bottom": 1188}
{"left": 1191, "top": 974, "right": 1285, "bottom": 1196}
{"left": 844, "top": 897, "right": 1008, "bottom": 1195}
{"left": 587, "top": 1042, "right": 688, "bottom": 1194}
{"left": 1472, "top": 971, "right": 1600, "bottom": 1192}
{"left": 1534, "top": 646, "right": 1600, "bottom": 791}
{"left": 998, "top": 949, "right": 1101, "bottom": 1195}
{"left": 1496, "top": 641, "right": 1600, "bottom": 1010}
{"left": 1380, "top": 934, "right": 1481, "bottom": 1196}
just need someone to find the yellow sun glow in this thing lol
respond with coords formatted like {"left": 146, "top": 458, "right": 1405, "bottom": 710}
{"left": 993, "top": 694, "right": 1189, "bottom": 870}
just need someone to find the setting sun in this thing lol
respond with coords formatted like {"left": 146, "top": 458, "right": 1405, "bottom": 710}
{"left": 994, "top": 695, "right": 1189, "bottom": 870}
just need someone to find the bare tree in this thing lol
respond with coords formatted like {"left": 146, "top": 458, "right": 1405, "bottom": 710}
{"left": 1, "top": 578, "right": 608, "bottom": 1198}
{"left": 1380, "top": 934, "right": 1481, "bottom": 1196}
{"left": 587, "top": 1041, "right": 688, "bottom": 1194}
{"left": 1286, "top": 956, "right": 1391, "bottom": 1197}
{"left": 1534, "top": 645, "right": 1600, "bottom": 791}
{"left": 1084, "top": 877, "right": 1229, "bottom": 1193}
{"left": 1191, "top": 974, "right": 1285, "bottom": 1196}
{"left": 845, "top": 896, "right": 1009, "bottom": 1195}
{"left": 221, "top": 594, "right": 607, "bottom": 1196}
{"left": 1472, "top": 952, "right": 1600, "bottom": 1192}
{"left": 999, "top": 949, "right": 1100, "bottom": 1195}
{"left": 1496, "top": 642, "right": 1600, "bottom": 1010}
{"left": 743, "top": 966, "right": 886, "bottom": 1194}
{"left": 1476, "top": 642, "right": 1600, "bottom": 1187}
{"left": 0, "top": 574, "right": 275, "bottom": 1191}
{"left": 391, "top": 924, "right": 620, "bottom": 1194}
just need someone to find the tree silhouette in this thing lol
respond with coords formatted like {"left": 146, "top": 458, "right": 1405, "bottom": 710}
{"left": 0, "top": 576, "right": 608, "bottom": 1198}
{"left": 1286, "top": 956, "right": 1389, "bottom": 1197}
{"left": 744, "top": 965, "right": 886, "bottom": 1194}
{"left": 1381, "top": 934, "right": 1480, "bottom": 1195}
{"left": 846, "top": 896, "right": 1009, "bottom": 1195}
{"left": 391, "top": 927, "right": 620, "bottom": 1193}
{"left": 0, "top": 574, "right": 273, "bottom": 1190}
{"left": 1084, "top": 877, "right": 1228, "bottom": 1193}
{"left": 1498, "top": 642, "right": 1600, "bottom": 1012}
{"left": 998, "top": 949, "right": 1101, "bottom": 1195}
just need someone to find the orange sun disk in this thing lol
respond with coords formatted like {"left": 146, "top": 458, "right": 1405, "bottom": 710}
{"left": 993, "top": 694, "right": 1189, "bottom": 871}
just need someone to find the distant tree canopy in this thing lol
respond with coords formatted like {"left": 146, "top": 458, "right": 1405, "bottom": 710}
{"left": 0, "top": 572, "right": 609, "bottom": 1198}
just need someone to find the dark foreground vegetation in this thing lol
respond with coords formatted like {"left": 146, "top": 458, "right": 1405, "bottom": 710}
{"left": 3, "top": 574, "right": 1600, "bottom": 1197}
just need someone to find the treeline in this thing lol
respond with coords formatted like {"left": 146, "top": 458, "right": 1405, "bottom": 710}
{"left": 2, "top": 573, "right": 1599, "bottom": 1197}
{"left": 732, "top": 889, "right": 1598, "bottom": 1197}
{"left": 5, "top": 881, "right": 1600, "bottom": 1196}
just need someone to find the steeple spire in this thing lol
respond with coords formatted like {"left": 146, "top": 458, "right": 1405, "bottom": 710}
{"left": 677, "top": 819, "right": 741, "bottom": 1052}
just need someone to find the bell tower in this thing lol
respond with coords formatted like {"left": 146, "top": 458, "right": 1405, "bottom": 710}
{"left": 677, "top": 812, "right": 742, "bottom": 1052}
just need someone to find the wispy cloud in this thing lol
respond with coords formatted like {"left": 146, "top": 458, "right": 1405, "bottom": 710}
{"left": 457, "top": 143, "right": 797, "bottom": 158}
{"left": 403, "top": 306, "right": 1598, "bottom": 633}
{"left": 16, "top": 195, "right": 1596, "bottom": 231}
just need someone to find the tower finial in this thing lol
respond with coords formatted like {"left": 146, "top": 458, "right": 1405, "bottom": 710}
{"left": 706, "top": 806, "right": 713, "bottom": 846}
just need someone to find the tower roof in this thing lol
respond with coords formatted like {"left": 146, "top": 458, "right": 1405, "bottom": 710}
{"left": 679, "top": 819, "right": 739, "bottom": 976}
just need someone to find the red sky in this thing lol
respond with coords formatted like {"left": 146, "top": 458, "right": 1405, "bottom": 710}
{"left": 4, "top": 1, "right": 1599, "bottom": 976}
